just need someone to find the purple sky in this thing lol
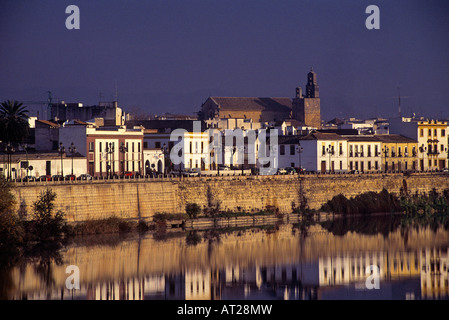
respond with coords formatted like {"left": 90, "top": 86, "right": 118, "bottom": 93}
{"left": 1, "top": 0, "right": 448, "bottom": 121}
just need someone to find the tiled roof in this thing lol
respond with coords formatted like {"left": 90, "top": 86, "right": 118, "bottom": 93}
{"left": 374, "top": 134, "right": 417, "bottom": 143}
{"left": 304, "top": 132, "right": 347, "bottom": 141}
{"left": 210, "top": 97, "right": 292, "bottom": 112}
{"left": 35, "top": 120, "right": 59, "bottom": 127}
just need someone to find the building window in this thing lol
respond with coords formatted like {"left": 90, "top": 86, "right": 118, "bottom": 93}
{"left": 339, "top": 143, "right": 343, "bottom": 155}
{"left": 441, "top": 144, "right": 445, "bottom": 152}
{"left": 132, "top": 142, "right": 135, "bottom": 152}
{"left": 434, "top": 129, "right": 438, "bottom": 136}
{"left": 442, "top": 129, "right": 446, "bottom": 137}
{"left": 138, "top": 142, "right": 141, "bottom": 153}
{"left": 155, "top": 142, "right": 161, "bottom": 148}
{"left": 290, "top": 145, "right": 295, "bottom": 155}
{"left": 144, "top": 142, "right": 148, "bottom": 148}
{"left": 368, "top": 161, "right": 371, "bottom": 170}
{"left": 349, "top": 145, "right": 353, "bottom": 157}
{"left": 428, "top": 129, "right": 431, "bottom": 136}
{"left": 367, "top": 145, "right": 371, "bottom": 157}
{"left": 280, "top": 145, "right": 285, "bottom": 155}
{"left": 89, "top": 142, "right": 94, "bottom": 152}
{"left": 322, "top": 145, "right": 326, "bottom": 156}
{"left": 375, "top": 161, "right": 378, "bottom": 170}
{"left": 420, "top": 129, "right": 424, "bottom": 137}
{"left": 189, "top": 142, "right": 193, "bottom": 154}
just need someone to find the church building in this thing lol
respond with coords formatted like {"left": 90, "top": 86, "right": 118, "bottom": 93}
{"left": 198, "top": 70, "right": 322, "bottom": 129}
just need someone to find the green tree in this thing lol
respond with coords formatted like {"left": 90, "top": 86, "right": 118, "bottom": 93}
{"left": 0, "top": 100, "right": 30, "bottom": 144}
{"left": 31, "top": 189, "right": 67, "bottom": 241}
{"left": 185, "top": 203, "right": 201, "bottom": 219}
{"left": 0, "top": 175, "right": 23, "bottom": 251}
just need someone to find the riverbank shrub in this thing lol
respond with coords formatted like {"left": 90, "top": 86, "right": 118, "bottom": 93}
{"left": 71, "top": 216, "right": 140, "bottom": 235}
{"left": 185, "top": 203, "right": 201, "bottom": 219}
{"left": 400, "top": 189, "right": 449, "bottom": 215}
{"left": 321, "top": 189, "right": 401, "bottom": 214}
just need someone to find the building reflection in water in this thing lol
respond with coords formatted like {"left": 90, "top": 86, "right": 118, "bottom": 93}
{"left": 4, "top": 218, "right": 449, "bottom": 300}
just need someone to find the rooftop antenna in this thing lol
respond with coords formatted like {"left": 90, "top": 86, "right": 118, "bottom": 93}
{"left": 47, "top": 91, "right": 52, "bottom": 120}
{"left": 115, "top": 80, "right": 118, "bottom": 102}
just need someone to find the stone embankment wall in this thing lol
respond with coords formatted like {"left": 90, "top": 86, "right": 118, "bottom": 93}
{"left": 11, "top": 173, "right": 449, "bottom": 222}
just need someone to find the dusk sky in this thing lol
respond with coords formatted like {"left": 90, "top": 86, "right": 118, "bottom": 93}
{"left": 1, "top": 0, "right": 448, "bottom": 121}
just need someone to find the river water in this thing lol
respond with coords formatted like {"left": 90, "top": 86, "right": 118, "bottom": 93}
{"left": 1, "top": 214, "right": 449, "bottom": 300}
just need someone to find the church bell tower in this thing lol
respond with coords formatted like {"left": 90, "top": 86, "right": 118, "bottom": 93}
{"left": 292, "top": 68, "right": 322, "bottom": 128}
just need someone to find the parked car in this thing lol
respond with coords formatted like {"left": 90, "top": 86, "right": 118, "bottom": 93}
{"left": 296, "top": 167, "right": 306, "bottom": 174}
{"left": 218, "top": 165, "right": 230, "bottom": 171}
{"left": 182, "top": 169, "right": 199, "bottom": 177}
{"left": 277, "top": 168, "right": 287, "bottom": 175}
{"left": 65, "top": 174, "right": 76, "bottom": 180}
{"left": 38, "top": 175, "right": 52, "bottom": 181}
{"left": 77, "top": 174, "right": 93, "bottom": 180}
{"left": 285, "top": 167, "right": 297, "bottom": 175}
{"left": 51, "top": 174, "right": 64, "bottom": 181}
{"left": 443, "top": 168, "right": 449, "bottom": 173}
{"left": 21, "top": 175, "right": 36, "bottom": 182}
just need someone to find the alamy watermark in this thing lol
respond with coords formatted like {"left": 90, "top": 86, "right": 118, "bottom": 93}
{"left": 65, "top": 265, "right": 80, "bottom": 290}
{"left": 365, "top": 5, "right": 380, "bottom": 30}
{"left": 65, "top": 5, "right": 80, "bottom": 30}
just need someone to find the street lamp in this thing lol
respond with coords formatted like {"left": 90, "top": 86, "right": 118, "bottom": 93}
{"left": 58, "top": 142, "right": 65, "bottom": 177}
{"left": 296, "top": 144, "right": 303, "bottom": 173}
{"left": 105, "top": 142, "right": 114, "bottom": 178}
{"left": 419, "top": 144, "right": 427, "bottom": 171}
{"left": 23, "top": 143, "right": 29, "bottom": 178}
{"left": 69, "top": 142, "right": 76, "bottom": 176}
{"left": 325, "top": 144, "right": 334, "bottom": 173}
{"left": 119, "top": 142, "right": 128, "bottom": 177}
{"left": 4, "top": 142, "right": 15, "bottom": 180}
{"left": 240, "top": 145, "right": 245, "bottom": 176}
{"left": 382, "top": 146, "right": 389, "bottom": 172}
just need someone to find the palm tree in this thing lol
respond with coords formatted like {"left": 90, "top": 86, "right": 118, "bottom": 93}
{"left": 0, "top": 100, "right": 30, "bottom": 144}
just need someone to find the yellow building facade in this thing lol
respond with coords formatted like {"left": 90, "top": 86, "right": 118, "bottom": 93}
{"left": 377, "top": 134, "right": 418, "bottom": 172}
{"left": 417, "top": 120, "right": 448, "bottom": 171}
